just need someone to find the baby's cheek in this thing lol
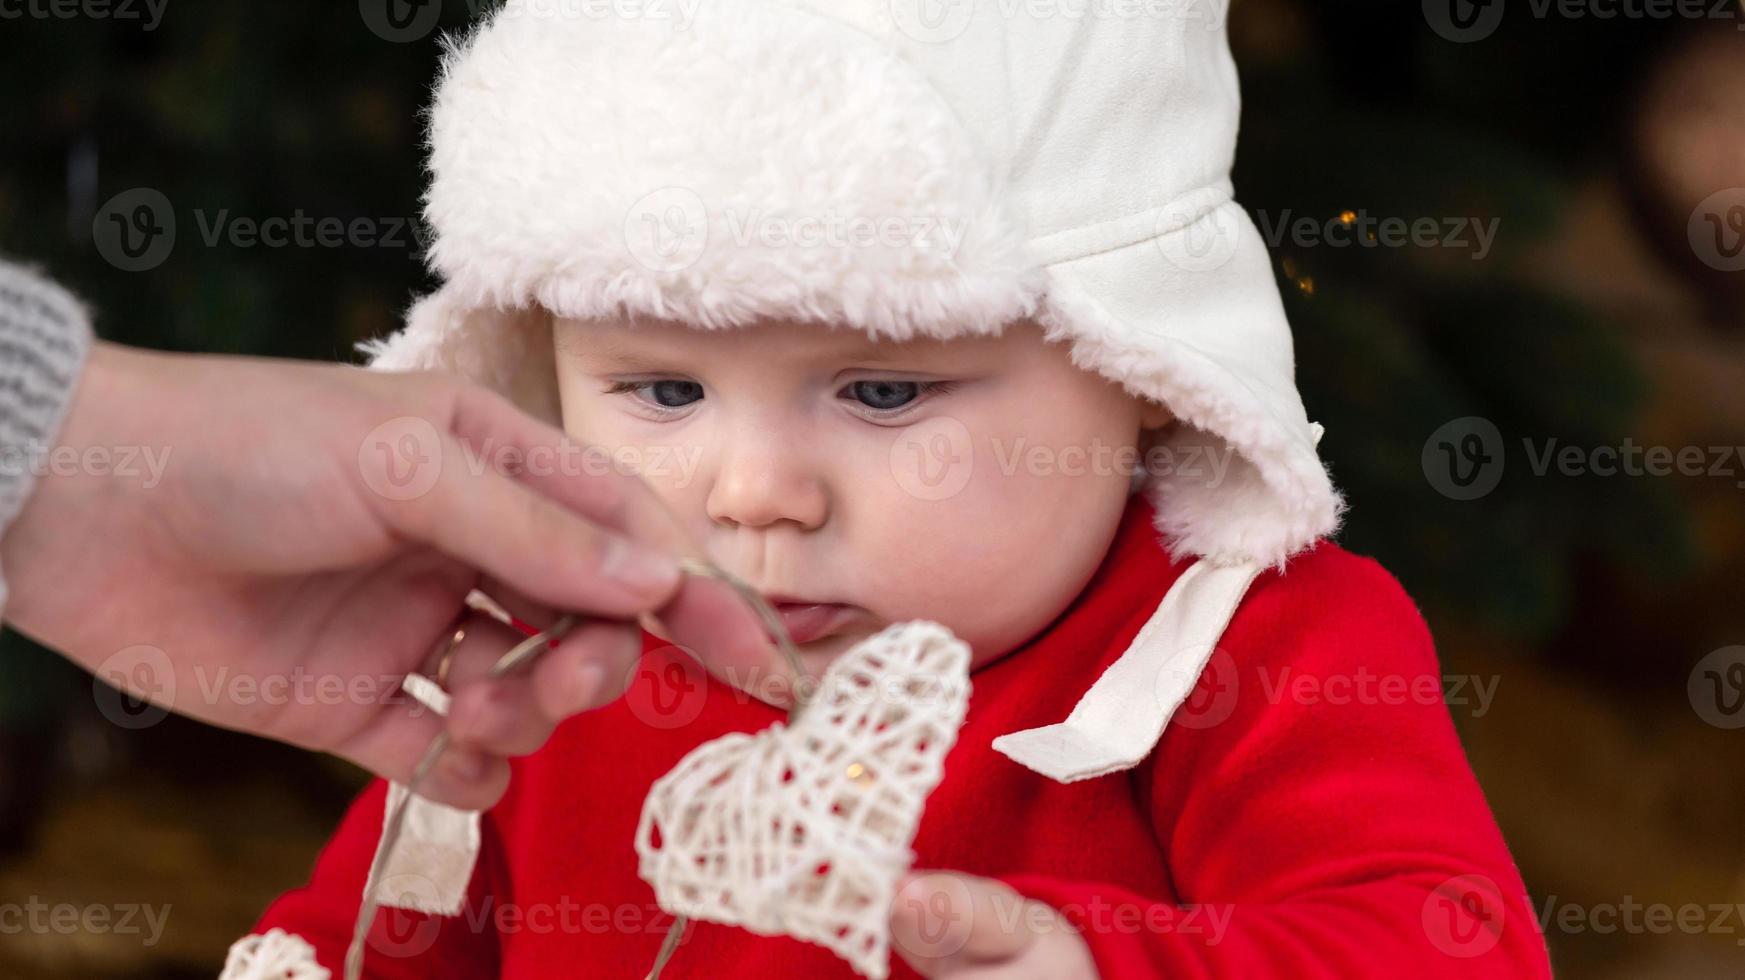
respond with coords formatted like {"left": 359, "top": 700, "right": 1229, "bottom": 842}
{"left": 855, "top": 431, "right": 1131, "bottom": 663}
{"left": 841, "top": 496, "right": 1027, "bottom": 655}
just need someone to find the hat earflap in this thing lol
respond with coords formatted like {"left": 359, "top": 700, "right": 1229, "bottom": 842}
{"left": 360, "top": 286, "right": 561, "bottom": 426}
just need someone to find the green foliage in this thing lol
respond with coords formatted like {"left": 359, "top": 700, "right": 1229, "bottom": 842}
{"left": 1237, "top": 11, "right": 1696, "bottom": 641}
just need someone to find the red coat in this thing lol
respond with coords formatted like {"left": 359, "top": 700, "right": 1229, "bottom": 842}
{"left": 255, "top": 499, "right": 1555, "bottom": 978}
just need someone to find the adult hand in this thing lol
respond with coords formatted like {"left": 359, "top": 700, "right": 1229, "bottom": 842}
{"left": 0, "top": 341, "right": 776, "bottom": 808}
{"left": 890, "top": 872, "right": 1098, "bottom": 979}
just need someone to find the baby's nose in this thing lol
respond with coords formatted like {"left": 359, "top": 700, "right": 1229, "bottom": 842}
{"left": 704, "top": 438, "right": 829, "bottom": 532}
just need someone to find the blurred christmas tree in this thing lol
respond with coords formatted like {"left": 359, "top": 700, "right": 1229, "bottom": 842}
{"left": 0, "top": 1, "right": 478, "bottom": 358}
{"left": 1230, "top": 0, "right": 1705, "bottom": 643}
{"left": 0, "top": 0, "right": 486, "bottom": 903}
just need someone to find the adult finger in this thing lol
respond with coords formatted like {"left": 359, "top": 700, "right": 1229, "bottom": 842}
{"left": 474, "top": 547, "right": 780, "bottom": 703}
{"left": 527, "top": 619, "right": 644, "bottom": 718}
{"left": 446, "top": 620, "right": 643, "bottom": 755}
{"left": 363, "top": 421, "right": 681, "bottom": 618}
{"left": 446, "top": 386, "right": 780, "bottom": 676}
{"left": 652, "top": 573, "right": 789, "bottom": 706}
{"left": 448, "top": 384, "right": 689, "bottom": 548}
{"left": 428, "top": 613, "right": 552, "bottom": 758}
{"left": 421, "top": 383, "right": 786, "bottom": 685}
{"left": 328, "top": 690, "right": 510, "bottom": 811}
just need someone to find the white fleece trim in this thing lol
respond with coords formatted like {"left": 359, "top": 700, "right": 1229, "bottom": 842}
{"left": 361, "top": 289, "right": 561, "bottom": 423}
{"left": 419, "top": 0, "right": 1045, "bottom": 342}
{"left": 1037, "top": 264, "right": 1345, "bottom": 571}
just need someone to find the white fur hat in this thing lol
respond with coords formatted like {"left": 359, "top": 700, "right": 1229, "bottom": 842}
{"left": 363, "top": 0, "right": 1344, "bottom": 570}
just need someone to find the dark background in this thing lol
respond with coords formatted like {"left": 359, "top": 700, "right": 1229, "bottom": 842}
{"left": 2, "top": 0, "right": 1743, "bottom": 976}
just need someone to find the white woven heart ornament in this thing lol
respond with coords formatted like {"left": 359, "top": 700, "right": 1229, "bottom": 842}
{"left": 635, "top": 620, "right": 971, "bottom": 979}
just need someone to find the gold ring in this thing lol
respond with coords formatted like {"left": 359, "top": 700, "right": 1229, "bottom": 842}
{"left": 427, "top": 622, "right": 468, "bottom": 693}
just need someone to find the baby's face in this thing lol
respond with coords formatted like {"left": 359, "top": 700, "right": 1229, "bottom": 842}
{"left": 553, "top": 316, "right": 1168, "bottom": 691}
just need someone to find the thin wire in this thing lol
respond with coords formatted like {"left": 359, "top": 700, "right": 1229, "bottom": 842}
{"left": 344, "top": 613, "right": 578, "bottom": 980}
{"left": 343, "top": 561, "right": 806, "bottom": 980}
{"left": 675, "top": 557, "right": 807, "bottom": 703}
{"left": 647, "top": 559, "right": 808, "bottom": 980}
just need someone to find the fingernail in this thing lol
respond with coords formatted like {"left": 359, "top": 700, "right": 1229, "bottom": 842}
{"left": 602, "top": 539, "right": 681, "bottom": 598}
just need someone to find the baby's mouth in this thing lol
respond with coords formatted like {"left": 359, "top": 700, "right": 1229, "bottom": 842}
{"left": 766, "top": 599, "right": 863, "bottom": 646}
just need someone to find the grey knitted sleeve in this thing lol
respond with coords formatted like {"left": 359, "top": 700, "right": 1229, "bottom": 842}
{"left": 0, "top": 260, "right": 96, "bottom": 620}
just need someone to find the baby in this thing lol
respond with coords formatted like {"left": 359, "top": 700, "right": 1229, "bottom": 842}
{"left": 241, "top": 1, "right": 1555, "bottom": 977}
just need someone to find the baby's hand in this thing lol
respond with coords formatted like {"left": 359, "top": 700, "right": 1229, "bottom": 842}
{"left": 890, "top": 872, "right": 1098, "bottom": 979}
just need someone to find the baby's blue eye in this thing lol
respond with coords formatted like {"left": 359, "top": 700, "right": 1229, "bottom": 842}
{"left": 646, "top": 380, "right": 703, "bottom": 407}
{"left": 656, "top": 374, "right": 701, "bottom": 402}
{"left": 846, "top": 380, "right": 921, "bottom": 411}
